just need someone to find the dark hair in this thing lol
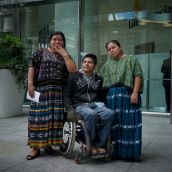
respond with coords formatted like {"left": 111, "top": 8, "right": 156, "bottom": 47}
{"left": 105, "top": 40, "right": 121, "bottom": 49}
{"left": 49, "top": 31, "right": 66, "bottom": 48}
{"left": 82, "top": 53, "right": 97, "bottom": 65}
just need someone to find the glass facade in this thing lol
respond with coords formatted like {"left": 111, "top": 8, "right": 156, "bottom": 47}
{"left": 1, "top": 0, "right": 171, "bottom": 113}
{"left": 81, "top": 0, "right": 172, "bottom": 113}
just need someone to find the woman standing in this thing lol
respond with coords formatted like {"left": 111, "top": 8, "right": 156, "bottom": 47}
{"left": 101, "top": 40, "right": 143, "bottom": 161}
{"left": 27, "top": 31, "right": 77, "bottom": 160}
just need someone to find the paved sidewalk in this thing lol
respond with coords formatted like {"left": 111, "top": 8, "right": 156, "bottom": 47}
{"left": 0, "top": 111, "right": 172, "bottom": 172}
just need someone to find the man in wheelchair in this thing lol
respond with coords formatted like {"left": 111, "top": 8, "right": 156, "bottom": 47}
{"left": 64, "top": 53, "right": 114, "bottom": 155}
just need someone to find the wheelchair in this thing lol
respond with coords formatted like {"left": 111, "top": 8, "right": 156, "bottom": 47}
{"left": 59, "top": 113, "right": 112, "bottom": 164}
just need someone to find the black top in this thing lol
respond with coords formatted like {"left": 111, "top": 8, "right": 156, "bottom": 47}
{"left": 161, "top": 58, "right": 171, "bottom": 86}
{"left": 64, "top": 70, "right": 103, "bottom": 108}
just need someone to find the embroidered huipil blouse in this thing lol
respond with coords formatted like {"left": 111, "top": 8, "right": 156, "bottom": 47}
{"left": 100, "top": 55, "right": 143, "bottom": 92}
{"left": 29, "top": 48, "right": 69, "bottom": 83}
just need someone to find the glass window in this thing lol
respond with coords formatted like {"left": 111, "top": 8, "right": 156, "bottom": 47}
{"left": 20, "top": 0, "right": 80, "bottom": 65}
{"left": 82, "top": 0, "right": 172, "bottom": 112}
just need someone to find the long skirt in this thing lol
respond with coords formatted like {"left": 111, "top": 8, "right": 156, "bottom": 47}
{"left": 106, "top": 86, "right": 142, "bottom": 159}
{"left": 28, "top": 80, "right": 64, "bottom": 148}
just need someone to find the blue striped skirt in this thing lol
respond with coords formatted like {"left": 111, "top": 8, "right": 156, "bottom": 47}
{"left": 106, "top": 86, "right": 142, "bottom": 159}
{"left": 28, "top": 80, "right": 64, "bottom": 148}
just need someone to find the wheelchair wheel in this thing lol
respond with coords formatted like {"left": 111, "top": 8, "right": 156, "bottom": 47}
{"left": 75, "top": 153, "right": 81, "bottom": 164}
{"left": 106, "top": 136, "right": 112, "bottom": 152}
{"left": 77, "top": 120, "right": 91, "bottom": 154}
{"left": 105, "top": 154, "right": 112, "bottom": 162}
{"left": 104, "top": 136, "right": 112, "bottom": 162}
{"left": 59, "top": 121, "right": 76, "bottom": 157}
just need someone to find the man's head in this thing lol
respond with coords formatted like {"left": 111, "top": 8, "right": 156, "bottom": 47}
{"left": 82, "top": 53, "right": 97, "bottom": 75}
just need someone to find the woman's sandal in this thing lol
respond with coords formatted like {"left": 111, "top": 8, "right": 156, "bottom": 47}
{"left": 26, "top": 149, "right": 40, "bottom": 160}
{"left": 44, "top": 147, "right": 57, "bottom": 155}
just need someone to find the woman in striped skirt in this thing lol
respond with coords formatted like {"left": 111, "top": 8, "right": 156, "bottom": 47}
{"left": 101, "top": 40, "right": 143, "bottom": 161}
{"left": 27, "top": 31, "right": 77, "bottom": 160}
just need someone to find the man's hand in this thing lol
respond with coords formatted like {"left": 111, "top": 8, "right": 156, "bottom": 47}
{"left": 66, "top": 105, "right": 84, "bottom": 122}
{"left": 67, "top": 110, "right": 77, "bottom": 122}
{"left": 66, "top": 105, "right": 77, "bottom": 122}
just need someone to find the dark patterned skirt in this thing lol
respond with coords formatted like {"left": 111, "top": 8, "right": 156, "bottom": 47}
{"left": 106, "top": 86, "right": 142, "bottom": 159}
{"left": 28, "top": 80, "right": 64, "bottom": 148}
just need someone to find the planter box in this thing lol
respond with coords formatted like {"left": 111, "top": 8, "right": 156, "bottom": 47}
{"left": 0, "top": 69, "right": 25, "bottom": 118}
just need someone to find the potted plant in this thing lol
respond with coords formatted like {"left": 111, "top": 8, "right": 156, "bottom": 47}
{"left": 0, "top": 34, "right": 28, "bottom": 118}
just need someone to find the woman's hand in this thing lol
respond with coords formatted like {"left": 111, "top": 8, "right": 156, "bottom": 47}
{"left": 130, "top": 92, "right": 138, "bottom": 104}
{"left": 28, "top": 67, "right": 36, "bottom": 97}
{"left": 28, "top": 83, "right": 35, "bottom": 98}
{"left": 52, "top": 45, "right": 77, "bottom": 73}
{"left": 53, "top": 45, "right": 68, "bottom": 58}
{"left": 131, "top": 76, "right": 142, "bottom": 104}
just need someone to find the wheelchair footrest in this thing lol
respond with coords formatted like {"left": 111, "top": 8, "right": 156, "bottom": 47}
{"left": 91, "top": 152, "right": 110, "bottom": 158}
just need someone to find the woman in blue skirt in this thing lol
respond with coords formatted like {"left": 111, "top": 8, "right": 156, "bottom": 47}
{"left": 101, "top": 40, "right": 143, "bottom": 161}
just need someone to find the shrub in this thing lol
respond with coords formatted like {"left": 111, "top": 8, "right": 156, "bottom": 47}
{"left": 0, "top": 34, "right": 28, "bottom": 89}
